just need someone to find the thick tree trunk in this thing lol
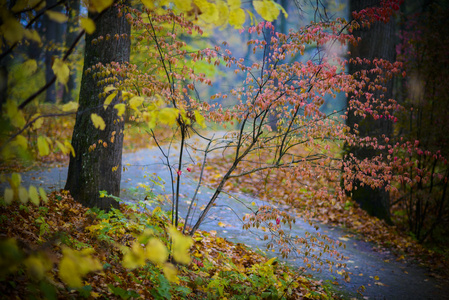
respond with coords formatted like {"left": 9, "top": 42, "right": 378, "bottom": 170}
{"left": 346, "top": 0, "right": 396, "bottom": 224}
{"left": 65, "top": 3, "right": 130, "bottom": 211}
{"left": 62, "top": 0, "right": 80, "bottom": 103}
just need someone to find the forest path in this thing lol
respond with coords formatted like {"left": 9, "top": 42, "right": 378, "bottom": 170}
{"left": 2, "top": 131, "right": 448, "bottom": 299}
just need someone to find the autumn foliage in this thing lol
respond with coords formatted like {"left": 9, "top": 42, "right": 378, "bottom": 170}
{"left": 1, "top": 0, "right": 448, "bottom": 298}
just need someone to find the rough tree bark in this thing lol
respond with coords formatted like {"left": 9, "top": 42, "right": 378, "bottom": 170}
{"left": 65, "top": 3, "right": 130, "bottom": 211}
{"left": 346, "top": 0, "right": 396, "bottom": 224}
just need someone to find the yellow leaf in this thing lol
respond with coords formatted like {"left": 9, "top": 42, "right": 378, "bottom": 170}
{"left": 274, "top": 1, "right": 288, "bottom": 18}
{"left": 25, "top": 254, "right": 51, "bottom": 280}
{"left": 30, "top": 114, "right": 43, "bottom": 130}
{"left": 129, "top": 96, "right": 144, "bottom": 111}
{"left": 55, "top": 141, "right": 67, "bottom": 154}
{"left": 37, "top": 136, "right": 50, "bottom": 156}
{"left": 194, "top": 110, "right": 206, "bottom": 128}
{"left": 39, "top": 188, "right": 48, "bottom": 203}
{"left": 29, "top": 185, "right": 39, "bottom": 206}
{"left": 228, "top": 0, "right": 241, "bottom": 10}
{"left": 24, "top": 29, "right": 42, "bottom": 43}
{"left": 5, "top": 100, "right": 26, "bottom": 128}
{"left": 216, "top": 2, "right": 229, "bottom": 26}
{"left": 62, "top": 101, "right": 79, "bottom": 112}
{"left": 114, "top": 103, "right": 126, "bottom": 117}
{"left": 14, "top": 135, "right": 28, "bottom": 150}
{"left": 4, "top": 188, "right": 14, "bottom": 205}
{"left": 59, "top": 247, "right": 102, "bottom": 288}
{"left": 10, "top": 173, "right": 22, "bottom": 189}
{"left": 18, "top": 186, "right": 28, "bottom": 204}
{"left": 22, "top": 59, "right": 37, "bottom": 75}
{"left": 141, "top": 0, "right": 154, "bottom": 9}
{"left": 122, "top": 242, "right": 146, "bottom": 269}
{"left": 158, "top": 108, "right": 179, "bottom": 126}
{"left": 374, "top": 275, "right": 380, "bottom": 280}
{"left": 229, "top": 8, "right": 245, "bottom": 29}
{"left": 173, "top": 0, "right": 191, "bottom": 12}
{"left": 145, "top": 238, "right": 168, "bottom": 264}
{"left": 162, "top": 263, "right": 179, "bottom": 283}
{"left": 265, "top": 257, "right": 277, "bottom": 265}
{"left": 253, "top": 0, "right": 279, "bottom": 22}
{"left": 0, "top": 17, "right": 24, "bottom": 44}
{"left": 168, "top": 225, "right": 193, "bottom": 264}
{"left": 80, "top": 17, "right": 96, "bottom": 34}
{"left": 90, "top": 0, "right": 113, "bottom": 12}
{"left": 194, "top": 0, "right": 218, "bottom": 23}
{"left": 104, "top": 91, "right": 117, "bottom": 110}
{"left": 91, "top": 113, "right": 106, "bottom": 130}
{"left": 52, "top": 58, "right": 70, "bottom": 85}
{"left": 64, "top": 141, "right": 75, "bottom": 157}
{"left": 45, "top": 11, "right": 68, "bottom": 23}
{"left": 162, "top": 263, "right": 180, "bottom": 284}
{"left": 104, "top": 85, "right": 116, "bottom": 93}
{"left": 217, "top": 221, "right": 226, "bottom": 227}
{"left": 11, "top": 0, "right": 33, "bottom": 12}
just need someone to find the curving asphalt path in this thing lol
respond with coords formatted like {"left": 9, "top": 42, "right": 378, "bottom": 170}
{"left": 1, "top": 131, "right": 448, "bottom": 299}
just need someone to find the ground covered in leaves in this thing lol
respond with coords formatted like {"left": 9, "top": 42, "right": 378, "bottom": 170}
{"left": 0, "top": 191, "right": 339, "bottom": 299}
{"left": 199, "top": 148, "right": 449, "bottom": 279}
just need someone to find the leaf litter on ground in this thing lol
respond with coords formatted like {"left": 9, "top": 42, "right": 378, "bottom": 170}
{"left": 0, "top": 191, "right": 340, "bottom": 299}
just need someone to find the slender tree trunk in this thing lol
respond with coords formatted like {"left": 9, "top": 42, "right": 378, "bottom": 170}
{"left": 65, "top": 3, "right": 130, "bottom": 211}
{"left": 44, "top": 0, "right": 64, "bottom": 103}
{"left": 346, "top": 0, "right": 396, "bottom": 224}
{"left": 62, "top": 0, "right": 80, "bottom": 103}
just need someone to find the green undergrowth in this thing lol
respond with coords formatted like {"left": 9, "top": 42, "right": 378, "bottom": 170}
{"left": 0, "top": 191, "right": 340, "bottom": 299}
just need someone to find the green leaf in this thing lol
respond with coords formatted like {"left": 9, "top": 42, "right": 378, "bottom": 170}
{"left": 91, "top": 113, "right": 106, "bottom": 130}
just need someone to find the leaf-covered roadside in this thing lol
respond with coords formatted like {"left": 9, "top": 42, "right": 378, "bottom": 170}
{"left": 0, "top": 191, "right": 339, "bottom": 299}
{"left": 199, "top": 147, "right": 448, "bottom": 279}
